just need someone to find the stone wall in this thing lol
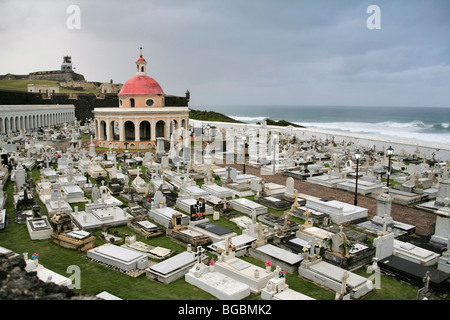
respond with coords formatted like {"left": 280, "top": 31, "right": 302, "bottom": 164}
{"left": 28, "top": 70, "right": 85, "bottom": 82}
{"left": 0, "top": 90, "right": 189, "bottom": 121}
{"left": 0, "top": 90, "right": 118, "bottom": 120}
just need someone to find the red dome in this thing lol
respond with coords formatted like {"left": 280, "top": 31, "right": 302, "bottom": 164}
{"left": 118, "top": 75, "right": 164, "bottom": 96}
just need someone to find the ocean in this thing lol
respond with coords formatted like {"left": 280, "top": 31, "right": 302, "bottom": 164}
{"left": 192, "top": 105, "right": 450, "bottom": 146}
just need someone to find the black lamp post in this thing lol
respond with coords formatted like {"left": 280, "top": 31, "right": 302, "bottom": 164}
{"left": 354, "top": 149, "right": 362, "bottom": 206}
{"left": 124, "top": 141, "right": 128, "bottom": 150}
{"left": 386, "top": 146, "right": 393, "bottom": 188}
{"left": 241, "top": 136, "right": 248, "bottom": 174}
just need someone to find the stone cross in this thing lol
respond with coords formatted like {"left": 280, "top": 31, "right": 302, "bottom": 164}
{"left": 303, "top": 209, "right": 312, "bottom": 227}
{"left": 251, "top": 209, "right": 257, "bottom": 225}
{"left": 292, "top": 190, "right": 299, "bottom": 209}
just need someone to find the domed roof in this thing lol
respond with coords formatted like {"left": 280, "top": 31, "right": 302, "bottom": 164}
{"left": 118, "top": 74, "right": 164, "bottom": 96}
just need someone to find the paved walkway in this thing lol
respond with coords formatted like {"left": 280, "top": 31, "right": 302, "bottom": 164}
{"left": 221, "top": 163, "right": 437, "bottom": 236}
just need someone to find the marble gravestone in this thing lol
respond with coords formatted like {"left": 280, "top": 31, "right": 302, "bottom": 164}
{"left": 431, "top": 207, "right": 450, "bottom": 247}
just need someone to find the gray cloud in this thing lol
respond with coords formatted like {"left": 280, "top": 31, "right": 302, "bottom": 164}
{"left": 0, "top": 0, "right": 449, "bottom": 107}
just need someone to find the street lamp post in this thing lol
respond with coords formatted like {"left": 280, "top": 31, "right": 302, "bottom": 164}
{"left": 241, "top": 136, "right": 248, "bottom": 174}
{"left": 354, "top": 149, "right": 362, "bottom": 206}
{"left": 272, "top": 134, "right": 278, "bottom": 175}
{"left": 386, "top": 146, "right": 393, "bottom": 189}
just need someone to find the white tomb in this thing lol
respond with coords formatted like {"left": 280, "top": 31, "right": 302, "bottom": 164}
{"left": 148, "top": 206, "right": 189, "bottom": 228}
{"left": 208, "top": 234, "right": 257, "bottom": 257}
{"left": 41, "top": 167, "right": 58, "bottom": 182}
{"left": 298, "top": 258, "right": 373, "bottom": 299}
{"left": 213, "top": 238, "right": 274, "bottom": 294}
{"left": 263, "top": 182, "right": 286, "bottom": 196}
{"left": 175, "top": 198, "right": 214, "bottom": 215}
{"left": 393, "top": 240, "right": 440, "bottom": 266}
{"left": 305, "top": 198, "right": 368, "bottom": 224}
{"left": 146, "top": 249, "right": 199, "bottom": 284}
{"left": 336, "top": 179, "right": 383, "bottom": 195}
{"left": 201, "top": 183, "right": 233, "bottom": 198}
{"left": 70, "top": 205, "right": 133, "bottom": 230}
{"left": 87, "top": 243, "right": 148, "bottom": 273}
{"left": 431, "top": 207, "right": 450, "bottom": 247}
{"left": 181, "top": 185, "right": 210, "bottom": 198}
{"left": 132, "top": 175, "right": 148, "bottom": 194}
{"left": 185, "top": 246, "right": 251, "bottom": 300}
{"left": 261, "top": 266, "right": 315, "bottom": 300}
{"left": 250, "top": 244, "right": 303, "bottom": 274}
{"left": 87, "top": 164, "right": 107, "bottom": 178}
{"left": 26, "top": 216, "right": 53, "bottom": 240}
{"left": 229, "top": 198, "right": 268, "bottom": 216}
{"left": 61, "top": 185, "right": 87, "bottom": 203}
{"left": 45, "top": 198, "right": 73, "bottom": 216}
{"left": 24, "top": 254, "right": 71, "bottom": 287}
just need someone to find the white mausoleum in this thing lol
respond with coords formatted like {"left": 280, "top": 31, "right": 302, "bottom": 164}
{"left": 93, "top": 51, "right": 189, "bottom": 150}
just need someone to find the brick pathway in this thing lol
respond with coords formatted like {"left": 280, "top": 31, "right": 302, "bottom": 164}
{"left": 222, "top": 163, "right": 437, "bottom": 236}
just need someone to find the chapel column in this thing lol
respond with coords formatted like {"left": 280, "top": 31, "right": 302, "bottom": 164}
{"left": 106, "top": 118, "right": 111, "bottom": 141}
{"left": 134, "top": 117, "right": 140, "bottom": 141}
{"left": 119, "top": 117, "right": 124, "bottom": 142}
{"left": 151, "top": 119, "right": 156, "bottom": 142}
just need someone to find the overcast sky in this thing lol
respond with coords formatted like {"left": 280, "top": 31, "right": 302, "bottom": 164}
{"left": 1, "top": 0, "right": 449, "bottom": 108}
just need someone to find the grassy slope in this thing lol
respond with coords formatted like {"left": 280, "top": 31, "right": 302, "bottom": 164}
{"left": 188, "top": 109, "right": 244, "bottom": 123}
{"left": 0, "top": 80, "right": 101, "bottom": 94}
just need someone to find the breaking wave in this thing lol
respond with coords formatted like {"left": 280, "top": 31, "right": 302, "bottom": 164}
{"left": 293, "top": 120, "right": 450, "bottom": 145}
{"left": 227, "top": 115, "right": 268, "bottom": 122}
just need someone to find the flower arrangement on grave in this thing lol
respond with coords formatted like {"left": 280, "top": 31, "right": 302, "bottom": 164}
{"left": 209, "top": 258, "right": 215, "bottom": 266}
{"left": 278, "top": 270, "right": 286, "bottom": 278}
{"left": 265, "top": 260, "right": 272, "bottom": 273}
{"left": 32, "top": 253, "right": 39, "bottom": 260}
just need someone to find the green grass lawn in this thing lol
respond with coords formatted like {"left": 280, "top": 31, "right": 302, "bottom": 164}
{"left": 0, "top": 164, "right": 428, "bottom": 300}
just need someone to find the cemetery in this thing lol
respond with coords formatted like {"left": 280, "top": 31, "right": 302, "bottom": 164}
{"left": 0, "top": 118, "right": 449, "bottom": 302}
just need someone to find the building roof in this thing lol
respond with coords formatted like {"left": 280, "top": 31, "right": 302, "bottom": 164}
{"left": 118, "top": 74, "right": 164, "bottom": 96}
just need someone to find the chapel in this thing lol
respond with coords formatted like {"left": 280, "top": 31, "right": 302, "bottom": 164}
{"left": 93, "top": 49, "right": 190, "bottom": 150}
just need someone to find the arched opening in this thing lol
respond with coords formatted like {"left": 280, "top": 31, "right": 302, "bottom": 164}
{"left": 109, "top": 120, "right": 120, "bottom": 141}
{"left": 130, "top": 98, "right": 135, "bottom": 108}
{"left": 124, "top": 121, "right": 135, "bottom": 141}
{"left": 100, "top": 120, "right": 107, "bottom": 140}
{"left": 139, "top": 120, "right": 151, "bottom": 141}
{"left": 170, "top": 120, "right": 178, "bottom": 136}
{"left": 155, "top": 120, "right": 165, "bottom": 139}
